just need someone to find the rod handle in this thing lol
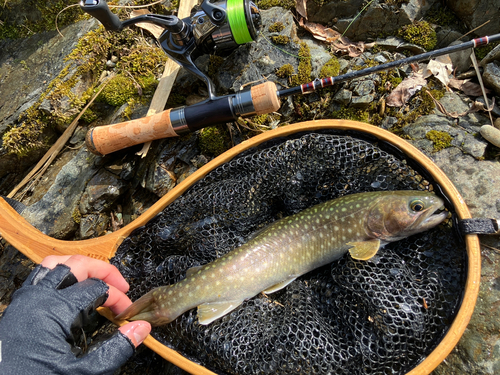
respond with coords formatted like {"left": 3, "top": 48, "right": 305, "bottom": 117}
{"left": 251, "top": 81, "right": 281, "bottom": 114}
{"left": 86, "top": 109, "right": 177, "bottom": 156}
{"left": 80, "top": 0, "right": 122, "bottom": 31}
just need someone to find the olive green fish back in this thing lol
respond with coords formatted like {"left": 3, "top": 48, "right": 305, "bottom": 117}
{"left": 112, "top": 131, "right": 465, "bottom": 375}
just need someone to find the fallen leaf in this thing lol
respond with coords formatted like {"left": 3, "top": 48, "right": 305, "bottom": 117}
{"left": 296, "top": 0, "right": 307, "bottom": 20}
{"left": 299, "top": 19, "right": 341, "bottom": 42}
{"left": 386, "top": 73, "right": 427, "bottom": 107}
{"left": 422, "top": 55, "right": 453, "bottom": 86}
{"left": 449, "top": 78, "right": 490, "bottom": 97}
{"left": 131, "top": 9, "right": 165, "bottom": 39}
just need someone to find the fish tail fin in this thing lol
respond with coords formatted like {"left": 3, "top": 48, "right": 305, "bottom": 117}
{"left": 115, "top": 291, "right": 160, "bottom": 324}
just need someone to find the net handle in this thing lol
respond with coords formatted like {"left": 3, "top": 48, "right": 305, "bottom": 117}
{"left": 0, "top": 120, "right": 480, "bottom": 375}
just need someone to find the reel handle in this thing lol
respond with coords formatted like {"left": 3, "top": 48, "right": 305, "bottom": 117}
{"left": 85, "top": 82, "right": 280, "bottom": 156}
{"left": 80, "top": 0, "right": 122, "bottom": 31}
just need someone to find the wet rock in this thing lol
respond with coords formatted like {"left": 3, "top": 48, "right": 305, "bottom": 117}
{"left": 446, "top": 0, "right": 500, "bottom": 37}
{"left": 482, "top": 62, "right": 500, "bottom": 96}
{"left": 21, "top": 148, "right": 99, "bottom": 239}
{"left": 79, "top": 169, "right": 128, "bottom": 215}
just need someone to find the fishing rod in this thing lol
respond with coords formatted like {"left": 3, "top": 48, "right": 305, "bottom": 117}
{"left": 81, "top": 0, "right": 500, "bottom": 155}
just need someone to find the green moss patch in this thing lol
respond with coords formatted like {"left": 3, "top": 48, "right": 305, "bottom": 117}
{"left": 426, "top": 130, "right": 453, "bottom": 151}
{"left": 397, "top": 21, "right": 437, "bottom": 51}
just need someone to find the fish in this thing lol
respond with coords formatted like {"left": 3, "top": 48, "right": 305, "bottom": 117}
{"left": 116, "top": 190, "right": 447, "bottom": 326}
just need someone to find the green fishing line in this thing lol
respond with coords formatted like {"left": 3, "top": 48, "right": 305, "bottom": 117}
{"left": 227, "top": 0, "right": 253, "bottom": 44}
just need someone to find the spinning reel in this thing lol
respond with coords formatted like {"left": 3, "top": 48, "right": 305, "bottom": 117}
{"left": 80, "top": 0, "right": 261, "bottom": 98}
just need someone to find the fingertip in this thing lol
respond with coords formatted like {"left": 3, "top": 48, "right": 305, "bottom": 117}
{"left": 119, "top": 321, "right": 151, "bottom": 347}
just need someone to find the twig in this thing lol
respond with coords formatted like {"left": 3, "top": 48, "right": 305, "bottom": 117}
{"left": 470, "top": 51, "right": 494, "bottom": 126}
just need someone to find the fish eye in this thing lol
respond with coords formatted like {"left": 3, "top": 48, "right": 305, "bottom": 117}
{"left": 410, "top": 199, "right": 425, "bottom": 212}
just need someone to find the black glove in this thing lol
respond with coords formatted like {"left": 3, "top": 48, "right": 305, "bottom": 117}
{"left": 0, "top": 264, "right": 135, "bottom": 375}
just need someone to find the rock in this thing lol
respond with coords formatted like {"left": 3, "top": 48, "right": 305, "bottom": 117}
{"left": 446, "top": 0, "right": 500, "bottom": 37}
{"left": 79, "top": 169, "right": 128, "bottom": 215}
{"left": 350, "top": 94, "right": 375, "bottom": 108}
{"left": 333, "top": 89, "right": 352, "bottom": 106}
{"left": 476, "top": 97, "right": 500, "bottom": 117}
{"left": 79, "top": 214, "right": 110, "bottom": 239}
{"left": 432, "top": 147, "right": 500, "bottom": 220}
{"left": 481, "top": 43, "right": 500, "bottom": 66}
{"left": 403, "top": 113, "right": 488, "bottom": 158}
{"left": 331, "top": 0, "right": 439, "bottom": 41}
{"left": 482, "top": 62, "right": 500, "bottom": 96}
{"left": 480, "top": 125, "right": 500, "bottom": 147}
{"left": 447, "top": 40, "right": 473, "bottom": 73}
{"left": 375, "top": 36, "right": 427, "bottom": 55}
{"left": 21, "top": 148, "right": 99, "bottom": 239}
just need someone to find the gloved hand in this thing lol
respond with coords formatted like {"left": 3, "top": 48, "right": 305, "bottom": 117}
{"left": 0, "top": 255, "right": 151, "bottom": 375}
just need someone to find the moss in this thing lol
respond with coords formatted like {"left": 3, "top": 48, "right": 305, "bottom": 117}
{"left": 271, "top": 35, "right": 290, "bottom": 45}
{"left": 257, "top": 0, "right": 295, "bottom": 10}
{"left": 208, "top": 55, "right": 225, "bottom": 80}
{"left": 319, "top": 57, "right": 340, "bottom": 78}
{"left": 276, "top": 64, "right": 294, "bottom": 78}
{"left": 289, "top": 42, "right": 312, "bottom": 86}
{"left": 425, "top": 6, "right": 458, "bottom": 27}
{"left": 426, "top": 130, "right": 453, "bottom": 151}
{"left": 268, "top": 22, "right": 285, "bottom": 33}
{"left": 397, "top": 21, "right": 437, "bottom": 51}
{"left": 198, "top": 126, "right": 230, "bottom": 156}
{"left": 377, "top": 70, "right": 403, "bottom": 94}
{"left": 2, "top": 109, "right": 50, "bottom": 157}
{"left": 475, "top": 42, "right": 500, "bottom": 60}
{"left": 72, "top": 207, "right": 82, "bottom": 225}
{"left": 2, "top": 24, "right": 167, "bottom": 156}
{"left": 0, "top": 0, "right": 81, "bottom": 40}
{"left": 331, "top": 107, "right": 370, "bottom": 123}
{"left": 98, "top": 75, "right": 137, "bottom": 107}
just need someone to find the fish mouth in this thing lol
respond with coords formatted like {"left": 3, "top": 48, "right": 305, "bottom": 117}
{"left": 412, "top": 203, "right": 448, "bottom": 232}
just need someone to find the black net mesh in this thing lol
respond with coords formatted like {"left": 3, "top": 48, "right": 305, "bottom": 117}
{"left": 111, "top": 130, "right": 466, "bottom": 374}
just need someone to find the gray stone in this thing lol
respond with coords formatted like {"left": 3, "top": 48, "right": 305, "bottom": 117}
{"left": 351, "top": 80, "right": 375, "bottom": 96}
{"left": 375, "top": 37, "right": 427, "bottom": 55}
{"left": 483, "top": 62, "right": 500, "bottom": 96}
{"left": 481, "top": 125, "right": 500, "bottom": 147}
{"left": 476, "top": 97, "right": 500, "bottom": 117}
{"left": 21, "top": 148, "right": 99, "bottom": 238}
{"left": 302, "top": 39, "right": 333, "bottom": 78}
{"left": 79, "top": 169, "right": 128, "bottom": 215}
{"left": 380, "top": 116, "right": 398, "bottom": 130}
{"left": 322, "top": 0, "right": 438, "bottom": 41}
{"left": 333, "top": 89, "right": 352, "bottom": 106}
{"left": 462, "top": 132, "right": 488, "bottom": 158}
{"left": 79, "top": 213, "right": 110, "bottom": 239}
{"left": 481, "top": 43, "right": 500, "bottom": 66}
{"left": 447, "top": 40, "right": 473, "bottom": 73}
{"left": 350, "top": 94, "right": 375, "bottom": 108}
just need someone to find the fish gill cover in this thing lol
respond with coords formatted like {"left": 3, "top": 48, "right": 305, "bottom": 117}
{"left": 111, "top": 131, "right": 466, "bottom": 375}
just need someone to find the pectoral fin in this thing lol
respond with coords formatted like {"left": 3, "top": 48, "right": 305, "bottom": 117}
{"left": 197, "top": 300, "right": 244, "bottom": 325}
{"left": 347, "top": 239, "right": 381, "bottom": 260}
{"left": 263, "top": 277, "right": 297, "bottom": 294}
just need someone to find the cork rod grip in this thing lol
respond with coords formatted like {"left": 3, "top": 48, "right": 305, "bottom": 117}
{"left": 251, "top": 81, "right": 281, "bottom": 115}
{"left": 86, "top": 109, "right": 178, "bottom": 155}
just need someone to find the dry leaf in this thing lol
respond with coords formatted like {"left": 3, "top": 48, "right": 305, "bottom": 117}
{"left": 296, "top": 0, "right": 307, "bottom": 20}
{"left": 422, "top": 56, "right": 453, "bottom": 86}
{"left": 299, "top": 19, "right": 341, "bottom": 43}
{"left": 298, "top": 19, "right": 375, "bottom": 57}
{"left": 449, "top": 78, "right": 491, "bottom": 97}
{"left": 386, "top": 73, "right": 427, "bottom": 107}
{"left": 131, "top": 9, "right": 165, "bottom": 39}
